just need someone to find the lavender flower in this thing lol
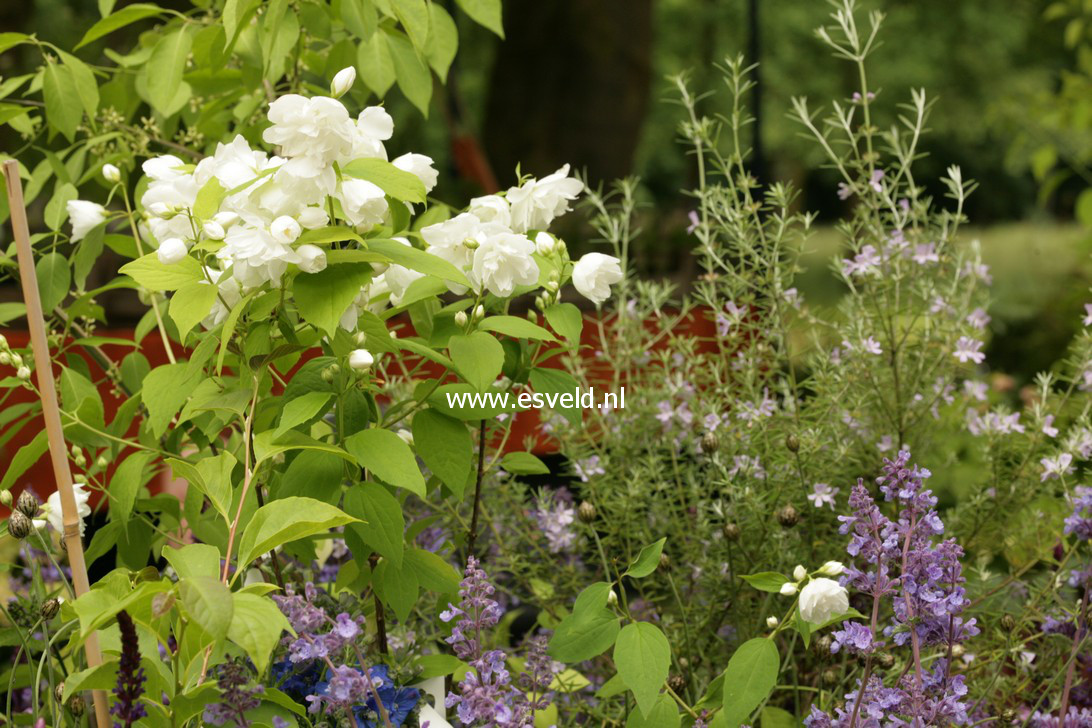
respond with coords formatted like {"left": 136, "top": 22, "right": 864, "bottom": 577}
{"left": 533, "top": 491, "right": 577, "bottom": 554}
{"left": 202, "top": 659, "right": 263, "bottom": 727}
{"left": 111, "top": 610, "right": 147, "bottom": 727}
{"left": 809, "top": 451, "right": 977, "bottom": 726}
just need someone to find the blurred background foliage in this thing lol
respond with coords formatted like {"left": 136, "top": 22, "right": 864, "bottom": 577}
{"left": 1, "top": 0, "right": 1091, "bottom": 380}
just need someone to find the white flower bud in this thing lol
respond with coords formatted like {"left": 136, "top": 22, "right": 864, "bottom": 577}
{"left": 0, "top": 352, "right": 10, "bottom": 365}
{"left": 10, "top": 354, "right": 21, "bottom": 368}
{"left": 296, "top": 244, "right": 327, "bottom": 274}
{"left": 297, "top": 206, "right": 329, "bottom": 230}
{"left": 202, "top": 220, "right": 226, "bottom": 240}
{"left": 473, "top": 304, "right": 485, "bottom": 322}
{"left": 396, "top": 429, "right": 414, "bottom": 446}
{"left": 607, "top": 589, "right": 618, "bottom": 606}
{"left": 454, "top": 311, "right": 469, "bottom": 327}
{"left": 779, "top": 582, "right": 798, "bottom": 596}
{"left": 353, "top": 331, "right": 367, "bottom": 346}
{"left": 147, "top": 202, "right": 171, "bottom": 217}
{"left": 102, "top": 164, "right": 121, "bottom": 183}
{"left": 271, "top": 216, "right": 302, "bottom": 244}
{"left": 348, "top": 348, "right": 374, "bottom": 371}
{"left": 16, "top": 366, "right": 31, "bottom": 380}
{"left": 157, "top": 237, "right": 188, "bottom": 265}
{"left": 793, "top": 565, "right": 807, "bottom": 582}
{"left": 534, "top": 231, "right": 556, "bottom": 255}
{"left": 331, "top": 66, "right": 357, "bottom": 98}
{"left": 766, "top": 616, "right": 779, "bottom": 629}
{"left": 819, "top": 561, "right": 845, "bottom": 577}
{"left": 212, "top": 211, "right": 239, "bottom": 228}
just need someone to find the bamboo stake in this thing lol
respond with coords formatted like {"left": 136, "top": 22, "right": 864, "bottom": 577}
{"left": 3, "top": 160, "right": 111, "bottom": 728}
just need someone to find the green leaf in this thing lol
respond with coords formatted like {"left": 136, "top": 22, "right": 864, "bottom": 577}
{"left": 365, "top": 237, "right": 469, "bottom": 285}
{"left": 448, "top": 331, "right": 504, "bottom": 392}
{"left": 722, "top": 638, "right": 780, "bottom": 728}
{"left": 42, "top": 60, "right": 81, "bottom": 141}
{"left": 548, "top": 583, "right": 620, "bottom": 662}
{"left": 120, "top": 252, "right": 204, "bottom": 291}
{"left": 275, "top": 391, "right": 334, "bottom": 438}
{"left": 626, "top": 695, "right": 680, "bottom": 728}
{"left": 760, "top": 707, "right": 797, "bottom": 728}
{"left": 739, "top": 572, "right": 790, "bottom": 593}
{"left": 162, "top": 543, "right": 221, "bottom": 580}
{"left": 344, "top": 428, "right": 426, "bottom": 496}
{"left": 76, "top": 3, "right": 166, "bottom": 49}
{"left": 179, "top": 576, "right": 234, "bottom": 641}
{"left": 373, "top": 557, "right": 418, "bottom": 622}
{"left": 0, "top": 430, "right": 48, "bottom": 491}
{"left": 411, "top": 409, "right": 472, "bottom": 495}
{"left": 345, "top": 484, "right": 405, "bottom": 569}
{"left": 36, "top": 252, "right": 71, "bottom": 311}
{"left": 1077, "top": 188, "right": 1092, "bottom": 229}
{"left": 142, "top": 363, "right": 200, "bottom": 438}
{"left": 415, "top": 654, "right": 467, "bottom": 679}
{"left": 109, "top": 451, "right": 156, "bottom": 521}
{"left": 252, "top": 430, "right": 355, "bottom": 467}
{"left": 342, "top": 0, "right": 379, "bottom": 40}
{"left": 455, "top": 0, "right": 503, "bottom": 37}
{"left": 194, "top": 451, "right": 237, "bottom": 521}
{"left": 392, "top": 0, "right": 430, "bottom": 51}
{"left": 544, "top": 303, "right": 582, "bottom": 342}
{"left": 425, "top": 3, "right": 457, "bottom": 81}
{"left": 385, "top": 29, "right": 432, "bottom": 116}
{"left": 57, "top": 51, "right": 100, "bottom": 123}
{"left": 237, "top": 496, "right": 358, "bottom": 570}
{"left": 215, "top": 290, "right": 255, "bottom": 374}
{"left": 403, "top": 547, "right": 460, "bottom": 594}
{"left": 227, "top": 592, "right": 292, "bottom": 674}
{"left": 292, "top": 262, "right": 373, "bottom": 336}
{"left": 614, "top": 622, "right": 671, "bottom": 718}
{"left": 44, "top": 182, "right": 78, "bottom": 231}
{"left": 528, "top": 367, "right": 581, "bottom": 425}
{"left": 357, "top": 30, "right": 396, "bottom": 96}
{"left": 625, "top": 537, "right": 666, "bottom": 579}
{"left": 500, "top": 451, "right": 549, "bottom": 475}
{"left": 478, "top": 315, "right": 555, "bottom": 341}
{"left": 193, "top": 177, "right": 226, "bottom": 221}
{"left": 168, "top": 282, "right": 217, "bottom": 340}
{"left": 146, "top": 28, "right": 191, "bottom": 114}
{"left": 341, "top": 158, "right": 426, "bottom": 204}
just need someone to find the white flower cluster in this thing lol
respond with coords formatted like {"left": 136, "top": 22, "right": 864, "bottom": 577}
{"left": 68, "top": 70, "right": 624, "bottom": 332}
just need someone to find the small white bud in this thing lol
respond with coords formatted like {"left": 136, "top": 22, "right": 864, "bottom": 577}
{"left": 396, "top": 429, "right": 414, "bottom": 446}
{"left": 212, "top": 211, "right": 239, "bottom": 228}
{"left": 766, "top": 616, "right": 779, "bottom": 629}
{"left": 819, "top": 561, "right": 845, "bottom": 577}
{"left": 454, "top": 311, "right": 468, "bottom": 327}
{"left": 297, "top": 206, "right": 329, "bottom": 229}
{"left": 793, "top": 565, "right": 807, "bottom": 582}
{"left": 271, "top": 216, "right": 302, "bottom": 244}
{"left": 607, "top": 590, "right": 618, "bottom": 606}
{"left": 10, "top": 354, "right": 21, "bottom": 368}
{"left": 331, "top": 66, "right": 357, "bottom": 98}
{"left": 353, "top": 331, "right": 367, "bottom": 346}
{"left": 534, "top": 231, "right": 556, "bottom": 255}
{"left": 0, "top": 352, "right": 10, "bottom": 365}
{"left": 348, "top": 348, "right": 374, "bottom": 372}
{"left": 202, "top": 220, "right": 226, "bottom": 240}
{"left": 102, "top": 164, "right": 121, "bottom": 184}
{"left": 296, "top": 244, "right": 328, "bottom": 274}
{"left": 16, "top": 366, "right": 31, "bottom": 380}
{"left": 779, "top": 582, "right": 798, "bottom": 596}
{"left": 473, "top": 304, "right": 485, "bottom": 321}
{"left": 157, "top": 237, "right": 188, "bottom": 265}
{"left": 0, "top": 333, "right": 6, "bottom": 348}
{"left": 147, "top": 202, "right": 171, "bottom": 217}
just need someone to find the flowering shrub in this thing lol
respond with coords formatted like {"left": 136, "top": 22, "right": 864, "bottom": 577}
{"left": 2, "top": 0, "right": 1092, "bottom": 726}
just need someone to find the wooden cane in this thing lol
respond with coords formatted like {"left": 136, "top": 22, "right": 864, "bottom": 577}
{"left": 3, "top": 160, "right": 111, "bottom": 728}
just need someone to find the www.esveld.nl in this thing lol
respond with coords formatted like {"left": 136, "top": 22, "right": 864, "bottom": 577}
{"left": 443, "top": 387, "right": 626, "bottom": 411}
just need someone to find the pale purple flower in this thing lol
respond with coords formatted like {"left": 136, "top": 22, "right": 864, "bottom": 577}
{"left": 912, "top": 242, "right": 938, "bottom": 265}
{"left": 837, "top": 182, "right": 853, "bottom": 200}
{"left": 807, "top": 483, "right": 840, "bottom": 509}
{"left": 861, "top": 337, "right": 882, "bottom": 355}
{"left": 962, "top": 261, "right": 992, "bottom": 284}
{"left": 842, "top": 245, "right": 882, "bottom": 277}
{"left": 686, "top": 210, "right": 700, "bottom": 234}
{"left": 966, "top": 308, "right": 990, "bottom": 330}
{"left": 876, "top": 435, "right": 894, "bottom": 453}
{"left": 1042, "top": 415, "right": 1059, "bottom": 438}
{"left": 1084, "top": 303, "right": 1092, "bottom": 326}
{"left": 953, "top": 337, "right": 985, "bottom": 364}
{"left": 1040, "top": 452, "right": 1074, "bottom": 482}
{"left": 963, "top": 380, "right": 987, "bottom": 402}
{"left": 573, "top": 456, "right": 604, "bottom": 482}
{"left": 533, "top": 493, "right": 577, "bottom": 554}
{"left": 869, "top": 169, "right": 884, "bottom": 193}
{"left": 737, "top": 388, "right": 776, "bottom": 422}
